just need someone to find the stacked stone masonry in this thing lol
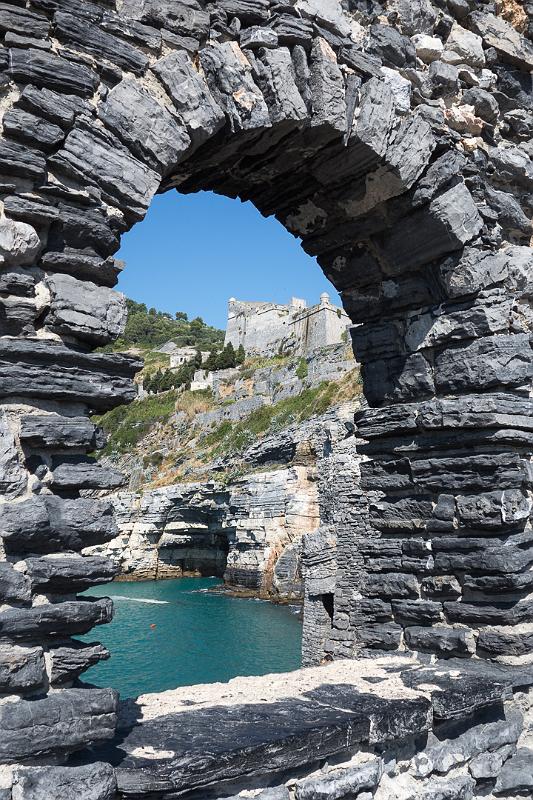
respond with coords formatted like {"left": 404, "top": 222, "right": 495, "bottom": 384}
{"left": 0, "top": 0, "right": 531, "bottom": 794}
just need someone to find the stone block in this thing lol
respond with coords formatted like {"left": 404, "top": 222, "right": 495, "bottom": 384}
{"left": 443, "top": 22, "right": 485, "bottom": 68}
{"left": 0, "top": 598, "right": 113, "bottom": 640}
{"left": 388, "top": 0, "right": 437, "bottom": 36}
{"left": 0, "top": 563, "right": 31, "bottom": 606}
{"left": 477, "top": 629, "right": 533, "bottom": 657}
{"left": 54, "top": 11, "right": 148, "bottom": 75}
{"left": 295, "top": 756, "right": 382, "bottom": 799}
{"left": 456, "top": 489, "right": 531, "bottom": 531}
{"left": 0, "top": 218, "right": 41, "bottom": 268}
{"left": 435, "top": 334, "right": 532, "bottom": 394}
{"left": 12, "top": 763, "right": 117, "bottom": 800}
{"left": 470, "top": 11, "right": 533, "bottom": 70}
{"left": 494, "top": 747, "right": 533, "bottom": 795}
{"left": 199, "top": 41, "right": 270, "bottom": 133}
{"left": 0, "top": 414, "right": 26, "bottom": 499}
{"left": 0, "top": 645, "right": 45, "bottom": 693}
{"left": 405, "top": 626, "right": 476, "bottom": 657}
{"left": 50, "top": 641, "right": 110, "bottom": 686}
{"left": 0, "top": 688, "right": 117, "bottom": 761}
{"left": 44, "top": 273, "right": 127, "bottom": 346}
{"left": 257, "top": 47, "right": 308, "bottom": 126}
{"left": 19, "top": 415, "right": 104, "bottom": 450}
{"left": 376, "top": 183, "right": 483, "bottom": 276}
{"left": 3, "top": 109, "right": 64, "bottom": 152}
{"left": 24, "top": 555, "right": 117, "bottom": 592}
{"left": 99, "top": 78, "right": 190, "bottom": 173}
{"left": 51, "top": 120, "right": 161, "bottom": 220}
{"left": 361, "top": 574, "right": 419, "bottom": 599}
{"left": 358, "top": 623, "right": 402, "bottom": 650}
{"left": 0, "top": 339, "right": 140, "bottom": 410}
{"left": 0, "top": 496, "right": 118, "bottom": 554}
{"left": 7, "top": 48, "right": 98, "bottom": 96}
{"left": 392, "top": 600, "right": 442, "bottom": 626}
{"left": 16, "top": 85, "right": 90, "bottom": 129}
{"left": 152, "top": 51, "right": 225, "bottom": 148}
{"left": 50, "top": 457, "right": 125, "bottom": 491}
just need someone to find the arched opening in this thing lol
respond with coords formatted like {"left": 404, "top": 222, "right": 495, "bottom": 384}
{"left": 77, "top": 188, "right": 357, "bottom": 697}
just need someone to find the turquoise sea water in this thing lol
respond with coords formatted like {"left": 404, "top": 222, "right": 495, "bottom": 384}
{"left": 79, "top": 578, "right": 302, "bottom": 698}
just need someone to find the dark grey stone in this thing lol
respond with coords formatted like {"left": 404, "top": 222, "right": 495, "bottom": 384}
{"left": 114, "top": 695, "right": 371, "bottom": 796}
{"left": 367, "top": 24, "right": 416, "bottom": 68}
{"left": 152, "top": 51, "right": 225, "bottom": 149}
{"left": 50, "top": 119, "right": 161, "bottom": 220}
{"left": 0, "top": 138, "right": 47, "bottom": 182}
{"left": 470, "top": 11, "right": 533, "bottom": 71}
{"left": 295, "top": 757, "right": 382, "bottom": 799}
{"left": 429, "top": 60, "right": 459, "bottom": 96}
{"left": 0, "top": 645, "right": 45, "bottom": 693}
{"left": 404, "top": 626, "right": 476, "bottom": 657}
{"left": 19, "top": 415, "right": 104, "bottom": 450}
{"left": 0, "top": 496, "right": 118, "bottom": 554}
{"left": 0, "top": 3, "right": 50, "bottom": 39}
{"left": 40, "top": 250, "right": 122, "bottom": 287}
{"left": 0, "top": 338, "right": 140, "bottom": 410}
{"left": 44, "top": 273, "right": 127, "bottom": 346}
{"left": 2, "top": 109, "right": 65, "bottom": 152}
{"left": 392, "top": 600, "right": 442, "bottom": 626}
{"left": 462, "top": 87, "right": 500, "bottom": 124}
{"left": 477, "top": 629, "right": 533, "bottom": 657}
{"left": 12, "top": 763, "right": 117, "bottom": 800}
{"left": 0, "top": 687, "right": 117, "bottom": 761}
{"left": 99, "top": 78, "right": 191, "bottom": 173}
{"left": 54, "top": 11, "right": 148, "bottom": 75}
{"left": 25, "top": 555, "right": 117, "bottom": 592}
{"left": 494, "top": 748, "right": 533, "bottom": 795}
{"left": 51, "top": 458, "right": 125, "bottom": 490}
{"left": 0, "top": 598, "right": 113, "bottom": 640}
{"left": 50, "top": 641, "right": 110, "bottom": 686}
{"left": 7, "top": 48, "right": 99, "bottom": 96}
{"left": 0, "top": 563, "right": 32, "bottom": 606}
{"left": 17, "top": 85, "right": 90, "bottom": 129}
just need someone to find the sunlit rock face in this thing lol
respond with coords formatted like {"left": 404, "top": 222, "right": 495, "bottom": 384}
{"left": 0, "top": 0, "right": 531, "bottom": 788}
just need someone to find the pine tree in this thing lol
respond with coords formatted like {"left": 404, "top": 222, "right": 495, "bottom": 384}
{"left": 235, "top": 344, "right": 245, "bottom": 365}
{"left": 217, "top": 342, "right": 236, "bottom": 369}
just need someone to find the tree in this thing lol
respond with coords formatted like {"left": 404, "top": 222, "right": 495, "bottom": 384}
{"left": 192, "top": 349, "right": 203, "bottom": 370}
{"left": 175, "top": 311, "right": 188, "bottom": 321}
{"left": 204, "top": 350, "right": 219, "bottom": 372}
{"left": 217, "top": 342, "right": 236, "bottom": 369}
{"left": 236, "top": 344, "right": 246, "bottom": 365}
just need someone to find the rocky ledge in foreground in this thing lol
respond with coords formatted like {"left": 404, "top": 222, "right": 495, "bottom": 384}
{"left": 39, "top": 656, "right": 532, "bottom": 800}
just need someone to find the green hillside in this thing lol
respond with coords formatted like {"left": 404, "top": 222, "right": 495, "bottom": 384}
{"left": 102, "top": 299, "right": 225, "bottom": 353}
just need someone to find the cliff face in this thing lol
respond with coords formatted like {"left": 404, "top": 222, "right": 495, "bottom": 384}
{"left": 89, "top": 401, "right": 357, "bottom": 600}
{"left": 92, "top": 465, "right": 318, "bottom": 598}
{"left": 91, "top": 483, "right": 229, "bottom": 581}
{"left": 87, "top": 345, "right": 361, "bottom": 599}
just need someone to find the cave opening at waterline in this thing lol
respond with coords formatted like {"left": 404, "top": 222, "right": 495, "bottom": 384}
{"left": 79, "top": 188, "right": 353, "bottom": 697}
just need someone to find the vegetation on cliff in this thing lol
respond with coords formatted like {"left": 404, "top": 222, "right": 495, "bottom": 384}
{"left": 102, "top": 299, "right": 225, "bottom": 352}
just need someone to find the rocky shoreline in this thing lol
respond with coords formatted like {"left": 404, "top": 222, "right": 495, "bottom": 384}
{"left": 88, "top": 402, "right": 359, "bottom": 602}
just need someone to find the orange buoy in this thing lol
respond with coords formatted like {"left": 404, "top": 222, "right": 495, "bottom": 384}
{"left": 150, "top": 624, "right": 156, "bottom": 629}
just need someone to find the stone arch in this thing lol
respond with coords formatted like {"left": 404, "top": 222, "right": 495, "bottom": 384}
{"left": 0, "top": 0, "right": 531, "bottom": 772}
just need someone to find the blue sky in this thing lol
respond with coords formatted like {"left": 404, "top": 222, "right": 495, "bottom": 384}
{"left": 116, "top": 190, "right": 340, "bottom": 329}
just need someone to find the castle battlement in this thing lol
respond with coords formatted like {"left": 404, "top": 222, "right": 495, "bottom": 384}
{"left": 224, "top": 294, "right": 350, "bottom": 358}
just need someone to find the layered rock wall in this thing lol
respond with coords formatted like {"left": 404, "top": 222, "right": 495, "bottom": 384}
{"left": 0, "top": 0, "right": 531, "bottom": 780}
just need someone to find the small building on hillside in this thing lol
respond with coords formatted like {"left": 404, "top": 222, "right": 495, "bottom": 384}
{"left": 156, "top": 342, "right": 209, "bottom": 368}
{"left": 224, "top": 293, "right": 350, "bottom": 358}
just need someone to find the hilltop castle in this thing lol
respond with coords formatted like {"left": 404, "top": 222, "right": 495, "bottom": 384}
{"left": 224, "top": 293, "right": 351, "bottom": 358}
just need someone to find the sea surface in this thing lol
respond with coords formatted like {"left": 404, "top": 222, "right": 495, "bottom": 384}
{"left": 79, "top": 578, "right": 302, "bottom": 698}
